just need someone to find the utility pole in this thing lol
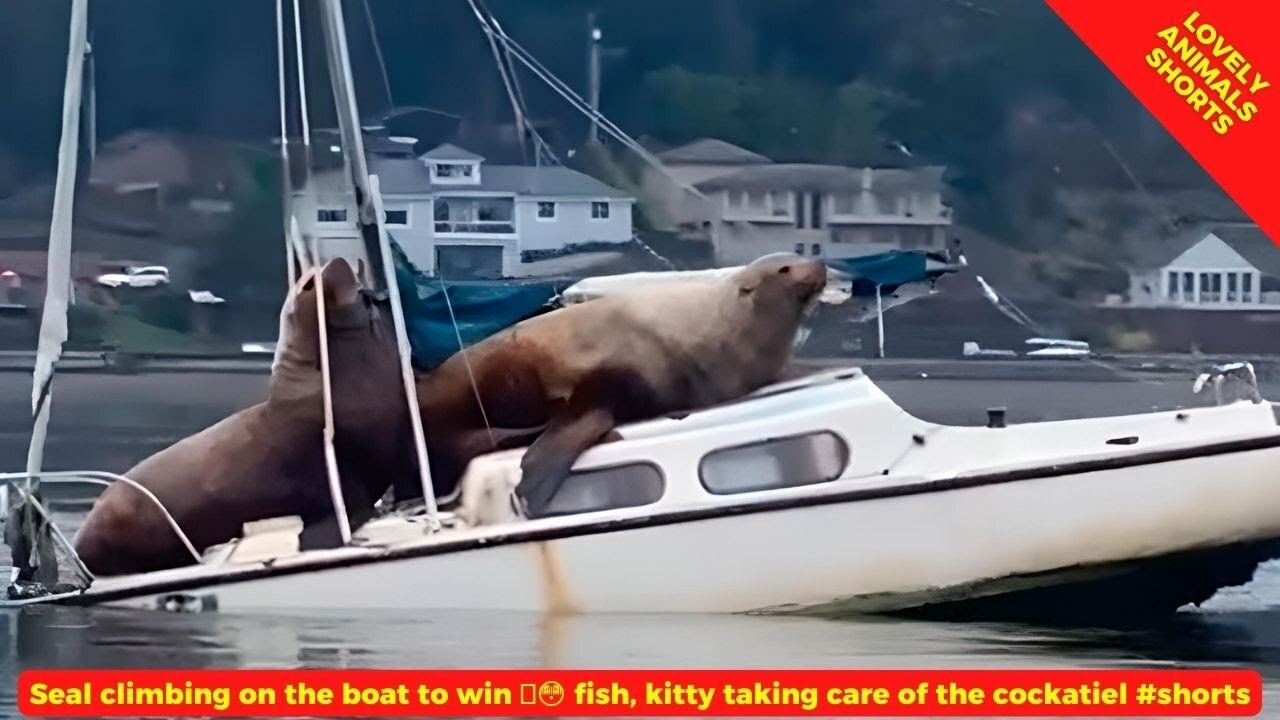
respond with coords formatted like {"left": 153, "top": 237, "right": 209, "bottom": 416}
{"left": 587, "top": 12, "right": 601, "bottom": 144}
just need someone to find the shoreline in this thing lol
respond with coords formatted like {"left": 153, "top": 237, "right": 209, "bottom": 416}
{"left": 2, "top": 349, "right": 1276, "bottom": 382}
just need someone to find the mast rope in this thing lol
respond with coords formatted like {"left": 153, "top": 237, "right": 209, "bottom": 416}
{"left": 435, "top": 268, "right": 497, "bottom": 450}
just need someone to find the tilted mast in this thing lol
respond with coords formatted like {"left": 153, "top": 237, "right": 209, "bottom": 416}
{"left": 5, "top": 0, "right": 94, "bottom": 588}
{"left": 310, "top": 0, "right": 440, "bottom": 529}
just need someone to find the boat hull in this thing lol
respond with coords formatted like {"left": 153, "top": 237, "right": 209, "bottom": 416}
{"left": 66, "top": 434, "right": 1280, "bottom": 620}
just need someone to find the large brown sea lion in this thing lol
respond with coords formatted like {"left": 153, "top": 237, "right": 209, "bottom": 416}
{"left": 412, "top": 252, "right": 828, "bottom": 517}
{"left": 72, "top": 258, "right": 417, "bottom": 576}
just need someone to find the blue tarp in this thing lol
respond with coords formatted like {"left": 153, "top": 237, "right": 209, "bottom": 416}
{"left": 824, "top": 250, "right": 930, "bottom": 288}
{"left": 388, "top": 241, "right": 943, "bottom": 369}
{"left": 389, "top": 239, "right": 566, "bottom": 369}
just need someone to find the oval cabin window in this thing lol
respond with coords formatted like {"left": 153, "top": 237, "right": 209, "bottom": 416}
{"left": 698, "top": 432, "right": 849, "bottom": 495}
{"left": 541, "top": 463, "right": 666, "bottom": 517}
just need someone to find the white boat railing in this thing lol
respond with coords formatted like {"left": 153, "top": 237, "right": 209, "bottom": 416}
{"left": 1, "top": 468, "right": 209, "bottom": 586}
{"left": 0, "top": 472, "right": 204, "bottom": 572}
{"left": 307, "top": 241, "right": 353, "bottom": 546}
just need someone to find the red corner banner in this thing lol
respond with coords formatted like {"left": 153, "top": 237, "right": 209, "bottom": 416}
{"left": 1044, "top": 1, "right": 1279, "bottom": 246}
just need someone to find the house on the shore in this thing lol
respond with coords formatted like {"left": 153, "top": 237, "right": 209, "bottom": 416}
{"left": 639, "top": 137, "right": 955, "bottom": 267}
{"left": 297, "top": 136, "right": 638, "bottom": 280}
{"left": 1119, "top": 224, "right": 1280, "bottom": 309}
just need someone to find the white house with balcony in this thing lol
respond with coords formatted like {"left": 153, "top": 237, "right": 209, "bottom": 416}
{"left": 296, "top": 141, "right": 636, "bottom": 280}
{"left": 1122, "top": 225, "right": 1280, "bottom": 309}
{"left": 639, "top": 138, "right": 954, "bottom": 267}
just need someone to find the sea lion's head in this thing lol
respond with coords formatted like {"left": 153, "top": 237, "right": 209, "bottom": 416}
{"left": 273, "top": 257, "right": 398, "bottom": 395}
{"left": 730, "top": 253, "right": 828, "bottom": 320}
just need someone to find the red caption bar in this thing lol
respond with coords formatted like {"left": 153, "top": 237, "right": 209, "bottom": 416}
{"left": 18, "top": 668, "right": 1263, "bottom": 717}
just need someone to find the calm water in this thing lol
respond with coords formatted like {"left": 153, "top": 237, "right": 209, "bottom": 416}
{"left": 6, "top": 604, "right": 1280, "bottom": 716}
{"left": 5, "top": 366, "right": 1280, "bottom": 716}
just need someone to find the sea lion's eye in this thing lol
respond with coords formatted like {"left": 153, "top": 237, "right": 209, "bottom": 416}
{"left": 778, "top": 266, "right": 791, "bottom": 274}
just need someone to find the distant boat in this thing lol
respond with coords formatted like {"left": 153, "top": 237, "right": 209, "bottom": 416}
{"left": 1025, "top": 337, "right": 1092, "bottom": 359}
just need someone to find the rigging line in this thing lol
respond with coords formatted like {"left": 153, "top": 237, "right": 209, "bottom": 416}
{"left": 976, "top": 274, "right": 1162, "bottom": 386}
{"left": 367, "top": 174, "right": 439, "bottom": 527}
{"left": 318, "top": 1, "right": 354, "bottom": 213}
{"left": 1093, "top": 127, "right": 1181, "bottom": 236}
{"left": 360, "top": 0, "right": 394, "bottom": 115}
{"left": 499, "top": 36, "right": 637, "bottom": 155}
{"left": 1, "top": 479, "right": 93, "bottom": 580}
{"left": 480, "top": 20, "right": 659, "bottom": 165}
{"left": 319, "top": 0, "right": 375, "bottom": 226}
{"left": 276, "top": 0, "right": 299, "bottom": 288}
{"left": 291, "top": 0, "right": 313, "bottom": 170}
{"left": 471, "top": 0, "right": 556, "bottom": 164}
{"left": 435, "top": 269, "right": 497, "bottom": 450}
{"left": 465, "top": 0, "right": 529, "bottom": 163}
{"left": 491, "top": 28, "right": 699, "bottom": 198}
{"left": 309, "top": 237, "right": 353, "bottom": 546}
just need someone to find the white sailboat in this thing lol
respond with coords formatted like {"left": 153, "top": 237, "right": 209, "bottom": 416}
{"left": 6, "top": 0, "right": 1280, "bottom": 624}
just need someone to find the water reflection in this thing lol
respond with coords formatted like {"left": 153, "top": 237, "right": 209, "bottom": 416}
{"left": 6, "top": 605, "right": 1280, "bottom": 715}
{"left": 9, "top": 605, "right": 1280, "bottom": 672}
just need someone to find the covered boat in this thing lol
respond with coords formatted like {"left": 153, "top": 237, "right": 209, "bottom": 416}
{"left": 7, "top": 0, "right": 1280, "bottom": 626}
{"left": 7, "top": 364, "right": 1280, "bottom": 624}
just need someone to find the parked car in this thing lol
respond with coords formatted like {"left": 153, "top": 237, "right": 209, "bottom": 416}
{"left": 96, "top": 265, "right": 170, "bottom": 288}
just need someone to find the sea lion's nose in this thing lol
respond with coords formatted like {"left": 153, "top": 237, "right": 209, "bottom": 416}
{"left": 792, "top": 259, "right": 828, "bottom": 293}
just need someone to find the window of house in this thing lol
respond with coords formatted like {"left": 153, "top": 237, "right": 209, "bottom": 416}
{"left": 769, "top": 191, "right": 789, "bottom": 217}
{"left": 1228, "top": 273, "right": 1239, "bottom": 302}
{"left": 1167, "top": 271, "right": 1178, "bottom": 299}
{"left": 384, "top": 209, "right": 408, "bottom": 226}
{"left": 536, "top": 462, "right": 666, "bottom": 517}
{"left": 1182, "top": 272, "right": 1194, "bottom": 298}
{"left": 795, "top": 242, "right": 805, "bottom": 256}
{"left": 1244, "top": 273, "right": 1254, "bottom": 300}
{"left": 434, "top": 163, "right": 473, "bottom": 178}
{"left": 699, "top": 432, "right": 849, "bottom": 495}
{"left": 747, "top": 191, "right": 767, "bottom": 211}
{"left": 809, "top": 193, "right": 823, "bottom": 229}
{"left": 1201, "top": 272, "right": 1221, "bottom": 302}
{"left": 317, "top": 208, "right": 347, "bottom": 223}
{"left": 811, "top": 243, "right": 821, "bottom": 256}
{"left": 591, "top": 201, "right": 610, "bottom": 219}
{"left": 537, "top": 201, "right": 556, "bottom": 219}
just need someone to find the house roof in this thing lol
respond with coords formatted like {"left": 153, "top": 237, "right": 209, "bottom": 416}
{"left": 422, "top": 143, "right": 485, "bottom": 162}
{"left": 1217, "top": 225, "right": 1280, "bottom": 277}
{"left": 1126, "top": 223, "right": 1280, "bottom": 276}
{"left": 694, "top": 164, "right": 946, "bottom": 194}
{"left": 361, "top": 156, "right": 634, "bottom": 199}
{"left": 656, "top": 138, "right": 773, "bottom": 166}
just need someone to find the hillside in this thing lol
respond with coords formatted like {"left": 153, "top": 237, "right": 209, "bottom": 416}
{"left": 0, "top": 0, "right": 1247, "bottom": 306}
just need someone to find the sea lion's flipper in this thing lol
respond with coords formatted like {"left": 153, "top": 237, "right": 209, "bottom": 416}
{"left": 298, "top": 499, "right": 378, "bottom": 551}
{"left": 515, "top": 406, "right": 615, "bottom": 518}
